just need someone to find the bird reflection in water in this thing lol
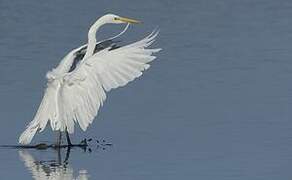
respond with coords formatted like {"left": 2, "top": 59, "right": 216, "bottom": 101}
{"left": 19, "top": 147, "right": 89, "bottom": 180}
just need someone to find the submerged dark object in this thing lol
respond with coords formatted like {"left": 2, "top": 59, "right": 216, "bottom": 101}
{"left": 1, "top": 138, "right": 112, "bottom": 150}
{"left": 0, "top": 143, "right": 88, "bottom": 150}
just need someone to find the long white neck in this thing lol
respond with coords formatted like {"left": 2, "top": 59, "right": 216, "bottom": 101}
{"left": 83, "top": 19, "right": 105, "bottom": 60}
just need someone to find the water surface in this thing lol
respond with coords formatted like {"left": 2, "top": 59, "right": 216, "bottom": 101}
{"left": 1, "top": 0, "right": 292, "bottom": 179}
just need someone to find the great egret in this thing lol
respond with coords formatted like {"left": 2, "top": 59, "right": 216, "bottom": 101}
{"left": 18, "top": 14, "right": 161, "bottom": 145}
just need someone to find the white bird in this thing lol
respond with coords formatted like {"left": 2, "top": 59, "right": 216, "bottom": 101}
{"left": 18, "top": 14, "right": 161, "bottom": 145}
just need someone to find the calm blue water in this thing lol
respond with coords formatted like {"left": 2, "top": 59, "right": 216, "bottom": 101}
{"left": 1, "top": 0, "right": 292, "bottom": 179}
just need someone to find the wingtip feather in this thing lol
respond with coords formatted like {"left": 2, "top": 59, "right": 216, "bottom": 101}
{"left": 18, "top": 126, "right": 38, "bottom": 145}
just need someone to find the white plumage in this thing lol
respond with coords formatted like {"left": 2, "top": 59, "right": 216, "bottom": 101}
{"left": 19, "top": 14, "right": 160, "bottom": 145}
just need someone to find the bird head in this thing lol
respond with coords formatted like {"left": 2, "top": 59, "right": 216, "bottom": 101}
{"left": 99, "top": 14, "right": 141, "bottom": 24}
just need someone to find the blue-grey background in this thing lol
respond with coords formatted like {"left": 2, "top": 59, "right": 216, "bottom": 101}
{"left": 1, "top": 0, "right": 292, "bottom": 179}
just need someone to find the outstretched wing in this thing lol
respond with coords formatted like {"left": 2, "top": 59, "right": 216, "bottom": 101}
{"left": 59, "top": 31, "right": 161, "bottom": 133}
{"left": 18, "top": 81, "right": 60, "bottom": 144}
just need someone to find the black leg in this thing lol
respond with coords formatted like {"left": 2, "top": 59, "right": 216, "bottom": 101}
{"left": 64, "top": 146, "right": 71, "bottom": 164}
{"left": 65, "top": 129, "right": 72, "bottom": 146}
{"left": 56, "top": 131, "right": 62, "bottom": 147}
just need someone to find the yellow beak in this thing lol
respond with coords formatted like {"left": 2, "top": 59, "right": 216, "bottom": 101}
{"left": 117, "top": 16, "right": 141, "bottom": 24}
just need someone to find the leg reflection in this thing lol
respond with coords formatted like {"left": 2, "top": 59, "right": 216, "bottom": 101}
{"left": 18, "top": 147, "right": 89, "bottom": 180}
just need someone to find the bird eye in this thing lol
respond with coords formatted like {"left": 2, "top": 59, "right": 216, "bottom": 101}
{"left": 114, "top": 17, "right": 118, "bottom": 20}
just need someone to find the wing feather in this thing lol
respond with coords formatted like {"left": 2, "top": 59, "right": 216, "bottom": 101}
{"left": 60, "top": 30, "right": 161, "bottom": 132}
{"left": 18, "top": 81, "right": 60, "bottom": 144}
